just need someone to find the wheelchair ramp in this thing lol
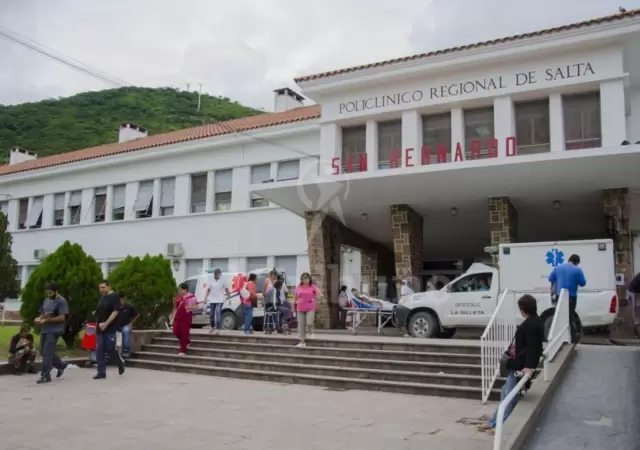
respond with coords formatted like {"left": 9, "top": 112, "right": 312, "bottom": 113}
{"left": 524, "top": 345, "right": 640, "bottom": 449}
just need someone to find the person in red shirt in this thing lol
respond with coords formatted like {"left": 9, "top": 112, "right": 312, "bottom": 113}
{"left": 242, "top": 273, "right": 258, "bottom": 334}
{"left": 173, "top": 283, "right": 199, "bottom": 355}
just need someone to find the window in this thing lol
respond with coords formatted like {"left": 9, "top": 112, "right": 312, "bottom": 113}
{"left": 69, "top": 191, "right": 82, "bottom": 225}
{"left": 214, "top": 169, "right": 232, "bottom": 211}
{"left": 450, "top": 273, "right": 493, "bottom": 293}
{"left": 190, "top": 173, "right": 207, "bottom": 213}
{"left": 246, "top": 257, "right": 267, "bottom": 273}
{"left": 277, "top": 160, "right": 299, "bottom": 181}
{"left": 159, "top": 177, "right": 175, "bottom": 216}
{"left": 250, "top": 165, "right": 271, "bottom": 208}
{"left": 183, "top": 278, "right": 197, "bottom": 294}
{"left": 464, "top": 107, "right": 494, "bottom": 159}
{"left": 422, "top": 113, "right": 452, "bottom": 164}
{"left": 25, "top": 196, "right": 44, "bottom": 229}
{"left": 342, "top": 125, "right": 366, "bottom": 172}
{"left": 53, "top": 194, "right": 65, "bottom": 226}
{"left": 563, "top": 92, "right": 601, "bottom": 150}
{"left": 275, "top": 255, "right": 297, "bottom": 284}
{"left": 515, "top": 100, "right": 550, "bottom": 155}
{"left": 186, "top": 259, "right": 203, "bottom": 278}
{"left": 16, "top": 265, "right": 22, "bottom": 285}
{"left": 18, "top": 198, "right": 28, "bottom": 229}
{"left": 94, "top": 187, "right": 107, "bottom": 222}
{"left": 112, "top": 185, "right": 126, "bottom": 221}
{"left": 209, "top": 258, "right": 229, "bottom": 273}
{"left": 107, "top": 262, "right": 120, "bottom": 274}
{"left": 377, "top": 120, "right": 402, "bottom": 169}
{"left": 134, "top": 180, "right": 154, "bottom": 219}
{"left": 0, "top": 201, "right": 8, "bottom": 219}
{"left": 27, "top": 265, "right": 38, "bottom": 281}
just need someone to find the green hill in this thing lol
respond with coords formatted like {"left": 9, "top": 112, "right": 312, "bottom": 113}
{"left": 0, "top": 86, "right": 263, "bottom": 163}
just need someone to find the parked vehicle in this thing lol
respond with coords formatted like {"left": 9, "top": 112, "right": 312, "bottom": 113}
{"left": 394, "top": 239, "right": 618, "bottom": 338}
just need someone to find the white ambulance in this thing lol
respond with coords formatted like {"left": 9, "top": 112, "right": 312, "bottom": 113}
{"left": 394, "top": 239, "right": 618, "bottom": 338}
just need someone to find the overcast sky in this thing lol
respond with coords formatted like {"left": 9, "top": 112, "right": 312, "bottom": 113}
{"left": 1, "top": 0, "right": 638, "bottom": 111}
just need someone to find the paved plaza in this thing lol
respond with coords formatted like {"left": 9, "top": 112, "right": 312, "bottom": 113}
{"left": 1, "top": 367, "right": 496, "bottom": 450}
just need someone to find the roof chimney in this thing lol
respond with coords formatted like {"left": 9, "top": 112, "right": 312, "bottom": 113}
{"left": 119, "top": 123, "right": 148, "bottom": 143}
{"left": 274, "top": 88, "right": 305, "bottom": 113}
{"left": 9, "top": 147, "right": 37, "bottom": 165}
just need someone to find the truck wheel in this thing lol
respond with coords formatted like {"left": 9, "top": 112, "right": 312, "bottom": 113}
{"left": 408, "top": 311, "right": 438, "bottom": 338}
{"left": 221, "top": 311, "right": 237, "bottom": 330}
{"left": 438, "top": 327, "right": 456, "bottom": 339}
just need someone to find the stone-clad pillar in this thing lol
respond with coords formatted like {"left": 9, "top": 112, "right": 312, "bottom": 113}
{"left": 603, "top": 188, "right": 634, "bottom": 338}
{"left": 390, "top": 205, "right": 423, "bottom": 290}
{"left": 488, "top": 197, "right": 518, "bottom": 246}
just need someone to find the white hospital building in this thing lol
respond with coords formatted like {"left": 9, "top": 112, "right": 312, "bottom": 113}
{"left": 2, "top": 10, "right": 640, "bottom": 326}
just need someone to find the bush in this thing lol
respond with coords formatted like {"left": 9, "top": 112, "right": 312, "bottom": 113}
{"left": 20, "top": 241, "right": 103, "bottom": 347}
{"left": 108, "top": 254, "right": 176, "bottom": 329}
{"left": 0, "top": 212, "right": 20, "bottom": 302}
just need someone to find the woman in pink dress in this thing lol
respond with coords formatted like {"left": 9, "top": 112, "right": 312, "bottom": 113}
{"left": 294, "top": 272, "right": 322, "bottom": 348}
{"left": 173, "top": 282, "right": 198, "bottom": 355}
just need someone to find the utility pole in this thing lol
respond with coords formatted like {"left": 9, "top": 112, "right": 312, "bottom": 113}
{"left": 186, "top": 82, "right": 191, "bottom": 92}
{"left": 196, "top": 83, "right": 203, "bottom": 112}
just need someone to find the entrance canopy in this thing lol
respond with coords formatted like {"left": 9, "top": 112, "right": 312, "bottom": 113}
{"left": 255, "top": 146, "right": 640, "bottom": 259}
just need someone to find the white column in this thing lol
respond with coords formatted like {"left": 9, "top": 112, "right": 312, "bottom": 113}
{"left": 549, "top": 94, "right": 565, "bottom": 152}
{"left": 63, "top": 192, "right": 71, "bottom": 225}
{"left": 266, "top": 256, "right": 276, "bottom": 270}
{"left": 105, "top": 185, "right": 114, "bottom": 222}
{"left": 231, "top": 167, "right": 249, "bottom": 210}
{"left": 401, "top": 110, "right": 422, "bottom": 167}
{"left": 101, "top": 262, "right": 108, "bottom": 278}
{"left": 42, "top": 194, "right": 54, "bottom": 228}
{"left": 319, "top": 123, "right": 342, "bottom": 176}
{"left": 365, "top": 120, "right": 378, "bottom": 171}
{"left": 124, "top": 182, "right": 138, "bottom": 221}
{"left": 80, "top": 188, "right": 94, "bottom": 224}
{"left": 493, "top": 96, "right": 515, "bottom": 159}
{"left": 451, "top": 107, "right": 464, "bottom": 160}
{"left": 6, "top": 199, "right": 17, "bottom": 232}
{"left": 174, "top": 175, "right": 190, "bottom": 216}
{"left": 600, "top": 79, "right": 627, "bottom": 147}
{"left": 205, "top": 171, "right": 215, "bottom": 213}
{"left": 20, "top": 265, "right": 28, "bottom": 289}
{"left": 152, "top": 178, "right": 161, "bottom": 217}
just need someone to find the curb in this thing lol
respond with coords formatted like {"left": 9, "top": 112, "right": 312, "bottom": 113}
{"left": 0, "top": 358, "right": 87, "bottom": 376}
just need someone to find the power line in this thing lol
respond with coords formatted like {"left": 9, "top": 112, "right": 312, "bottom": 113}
{"left": 0, "top": 25, "right": 131, "bottom": 87}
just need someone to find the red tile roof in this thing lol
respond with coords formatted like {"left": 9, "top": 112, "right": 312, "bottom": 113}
{"left": 0, "top": 105, "right": 321, "bottom": 176}
{"left": 295, "top": 9, "right": 640, "bottom": 83}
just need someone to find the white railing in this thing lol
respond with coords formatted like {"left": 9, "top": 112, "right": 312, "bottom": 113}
{"left": 492, "top": 288, "right": 572, "bottom": 450}
{"left": 481, "top": 289, "right": 518, "bottom": 404}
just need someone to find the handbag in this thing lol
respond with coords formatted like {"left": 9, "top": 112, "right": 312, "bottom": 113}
{"left": 499, "top": 334, "right": 517, "bottom": 377}
{"left": 240, "top": 283, "right": 250, "bottom": 300}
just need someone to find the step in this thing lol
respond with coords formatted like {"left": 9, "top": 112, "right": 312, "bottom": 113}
{"left": 134, "top": 351, "right": 502, "bottom": 389}
{"left": 151, "top": 337, "right": 481, "bottom": 365}
{"left": 127, "top": 358, "right": 501, "bottom": 401}
{"left": 154, "top": 331, "right": 481, "bottom": 355}
{"left": 142, "top": 344, "right": 484, "bottom": 376}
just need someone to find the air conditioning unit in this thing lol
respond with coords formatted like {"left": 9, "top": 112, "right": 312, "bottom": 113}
{"left": 166, "top": 243, "right": 184, "bottom": 258}
{"left": 33, "top": 249, "right": 48, "bottom": 260}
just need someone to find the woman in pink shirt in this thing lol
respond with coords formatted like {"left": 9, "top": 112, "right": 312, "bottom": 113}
{"left": 173, "top": 283, "right": 199, "bottom": 355}
{"left": 294, "top": 272, "right": 322, "bottom": 348}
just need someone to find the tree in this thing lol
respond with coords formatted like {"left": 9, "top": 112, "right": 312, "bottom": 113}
{"left": 20, "top": 241, "right": 103, "bottom": 347}
{"left": 0, "top": 212, "right": 20, "bottom": 302}
{"left": 108, "top": 254, "right": 176, "bottom": 329}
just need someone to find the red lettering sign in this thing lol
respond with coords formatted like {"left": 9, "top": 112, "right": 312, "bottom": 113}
{"left": 405, "top": 148, "right": 414, "bottom": 167}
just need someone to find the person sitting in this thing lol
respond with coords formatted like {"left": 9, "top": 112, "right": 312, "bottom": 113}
{"left": 8, "top": 324, "right": 36, "bottom": 375}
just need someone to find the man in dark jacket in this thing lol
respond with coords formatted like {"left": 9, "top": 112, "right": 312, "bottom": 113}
{"left": 479, "top": 294, "right": 544, "bottom": 434}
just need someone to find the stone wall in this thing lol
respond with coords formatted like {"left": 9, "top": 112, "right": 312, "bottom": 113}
{"left": 488, "top": 196, "right": 518, "bottom": 246}
{"left": 390, "top": 204, "right": 423, "bottom": 290}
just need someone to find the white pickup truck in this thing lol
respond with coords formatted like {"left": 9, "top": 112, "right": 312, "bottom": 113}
{"left": 394, "top": 239, "right": 619, "bottom": 338}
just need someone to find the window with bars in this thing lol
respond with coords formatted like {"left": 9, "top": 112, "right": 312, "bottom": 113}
{"left": 464, "top": 107, "right": 494, "bottom": 159}
{"left": 563, "top": 92, "right": 601, "bottom": 150}
{"left": 422, "top": 113, "right": 452, "bottom": 164}
{"left": 68, "top": 191, "right": 82, "bottom": 225}
{"left": 134, "top": 180, "right": 154, "bottom": 219}
{"left": 275, "top": 255, "right": 297, "bottom": 284}
{"left": 190, "top": 173, "right": 207, "bottom": 213}
{"left": 112, "top": 185, "right": 126, "bottom": 221}
{"left": 160, "top": 177, "right": 175, "bottom": 216}
{"left": 515, "top": 99, "right": 550, "bottom": 155}
{"left": 186, "top": 259, "right": 203, "bottom": 278}
{"left": 214, "top": 169, "right": 232, "bottom": 211}
{"left": 277, "top": 160, "right": 299, "bottom": 181}
{"left": 377, "top": 120, "right": 402, "bottom": 169}
{"left": 18, "top": 199, "right": 28, "bottom": 229}
{"left": 94, "top": 187, "right": 107, "bottom": 222}
{"left": 209, "top": 258, "right": 229, "bottom": 273}
{"left": 250, "top": 164, "right": 271, "bottom": 208}
{"left": 342, "top": 125, "right": 366, "bottom": 172}
{"left": 53, "top": 193, "right": 65, "bottom": 226}
{"left": 246, "top": 257, "right": 267, "bottom": 273}
{"left": 25, "top": 196, "right": 44, "bottom": 229}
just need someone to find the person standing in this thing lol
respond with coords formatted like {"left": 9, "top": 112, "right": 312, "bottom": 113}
{"left": 94, "top": 281, "right": 125, "bottom": 379}
{"left": 294, "top": 273, "right": 322, "bottom": 348}
{"left": 337, "top": 285, "right": 349, "bottom": 330}
{"left": 206, "top": 268, "right": 230, "bottom": 334}
{"left": 628, "top": 271, "right": 640, "bottom": 335}
{"left": 242, "top": 274, "right": 258, "bottom": 335}
{"left": 8, "top": 324, "right": 36, "bottom": 375}
{"left": 117, "top": 294, "right": 139, "bottom": 358}
{"left": 34, "top": 283, "right": 69, "bottom": 384}
{"left": 548, "top": 254, "right": 586, "bottom": 343}
{"left": 173, "top": 283, "right": 198, "bottom": 355}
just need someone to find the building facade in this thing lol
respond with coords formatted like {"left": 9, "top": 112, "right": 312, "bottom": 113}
{"left": 2, "top": 11, "right": 640, "bottom": 332}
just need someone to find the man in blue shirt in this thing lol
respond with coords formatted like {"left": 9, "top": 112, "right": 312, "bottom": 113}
{"left": 548, "top": 254, "right": 586, "bottom": 343}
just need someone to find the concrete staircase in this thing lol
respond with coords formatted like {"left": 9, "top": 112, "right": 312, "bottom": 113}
{"left": 129, "top": 331, "right": 501, "bottom": 401}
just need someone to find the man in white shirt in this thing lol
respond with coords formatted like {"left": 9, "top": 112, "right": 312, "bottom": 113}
{"left": 206, "top": 268, "right": 230, "bottom": 334}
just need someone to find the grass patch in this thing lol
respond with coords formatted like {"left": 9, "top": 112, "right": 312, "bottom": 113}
{"left": 0, "top": 325, "right": 86, "bottom": 360}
